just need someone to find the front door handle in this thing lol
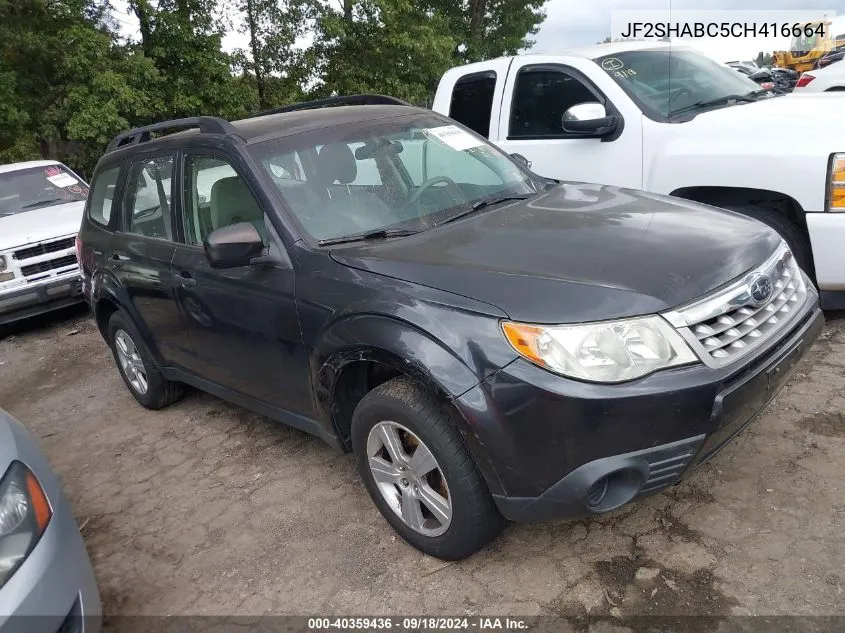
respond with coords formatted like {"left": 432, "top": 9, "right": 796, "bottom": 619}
{"left": 111, "top": 252, "right": 130, "bottom": 268}
{"left": 173, "top": 272, "right": 197, "bottom": 287}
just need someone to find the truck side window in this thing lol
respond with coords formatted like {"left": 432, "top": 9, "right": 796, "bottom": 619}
{"left": 510, "top": 68, "right": 598, "bottom": 138}
{"left": 449, "top": 72, "right": 496, "bottom": 138}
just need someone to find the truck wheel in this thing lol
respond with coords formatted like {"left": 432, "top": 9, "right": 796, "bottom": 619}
{"left": 107, "top": 310, "right": 184, "bottom": 409}
{"left": 351, "top": 377, "right": 505, "bottom": 560}
{"left": 723, "top": 204, "right": 813, "bottom": 276}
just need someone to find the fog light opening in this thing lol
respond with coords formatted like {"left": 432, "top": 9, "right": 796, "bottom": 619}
{"left": 586, "top": 468, "right": 643, "bottom": 513}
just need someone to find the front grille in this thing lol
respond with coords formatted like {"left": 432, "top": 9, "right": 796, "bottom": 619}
{"left": 13, "top": 236, "right": 75, "bottom": 261}
{"left": 20, "top": 254, "right": 78, "bottom": 277}
{"left": 662, "top": 243, "right": 809, "bottom": 368}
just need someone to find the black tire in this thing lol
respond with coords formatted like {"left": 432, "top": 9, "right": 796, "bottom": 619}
{"left": 723, "top": 204, "right": 813, "bottom": 276}
{"left": 107, "top": 310, "right": 183, "bottom": 409}
{"left": 351, "top": 376, "right": 505, "bottom": 560}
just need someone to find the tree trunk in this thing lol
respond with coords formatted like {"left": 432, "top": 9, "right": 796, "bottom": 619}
{"left": 469, "top": 0, "right": 486, "bottom": 58}
{"left": 343, "top": 0, "right": 353, "bottom": 24}
{"left": 245, "top": 0, "right": 268, "bottom": 110}
{"left": 132, "top": 0, "right": 154, "bottom": 55}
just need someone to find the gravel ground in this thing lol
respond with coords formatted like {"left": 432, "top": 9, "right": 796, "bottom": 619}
{"left": 0, "top": 305, "right": 843, "bottom": 619}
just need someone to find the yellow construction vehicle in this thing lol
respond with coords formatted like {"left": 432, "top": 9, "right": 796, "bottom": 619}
{"left": 773, "top": 19, "right": 838, "bottom": 74}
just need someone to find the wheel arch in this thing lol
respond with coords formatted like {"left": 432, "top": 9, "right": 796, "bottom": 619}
{"left": 313, "top": 314, "right": 505, "bottom": 495}
{"left": 670, "top": 186, "right": 807, "bottom": 228}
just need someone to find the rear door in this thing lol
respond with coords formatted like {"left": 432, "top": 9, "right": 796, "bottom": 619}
{"left": 170, "top": 149, "right": 313, "bottom": 417}
{"left": 110, "top": 152, "right": 194, "bottom": 366}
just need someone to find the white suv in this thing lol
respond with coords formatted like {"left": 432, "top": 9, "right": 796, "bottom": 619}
{"left": 0, "top": 160, "right": 88, "bottom": 327}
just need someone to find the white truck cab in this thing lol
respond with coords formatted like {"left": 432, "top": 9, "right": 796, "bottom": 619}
{"left": 433, "top": 42, "right": 845, "bottom": 309}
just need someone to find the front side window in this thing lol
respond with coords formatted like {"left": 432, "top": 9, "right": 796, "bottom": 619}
{"left": 596, "top": 48, "right": 765, "bottom": 120}
{"left": 124, "top": 155, "right": 174, "bottom": 240}
{"left": 510, "top": 69, "right": 599, "bottom": 138}
{"left": 0, "top": 164, "right": 88, "bottom": 217}
{"left": 87, "top": 166, "right": 120, "bottom": 227}
{"left": 248, "top": 113, "right": 536, "bottom": 243}
{"left": 183, "top": 155, "right": 267, "bottom": 245}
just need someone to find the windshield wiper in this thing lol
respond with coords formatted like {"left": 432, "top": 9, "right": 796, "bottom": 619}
{"left": 19, "top": 198, "right": 66, "bottom": 210}
{"left": 436, "top": 193, "right": 534, "bottom": 227}
{"left": 318, "top": 228, "right": 419, "bottom": 246}
{"left": 668, "top": 93, "right": 757, "bottom": 117}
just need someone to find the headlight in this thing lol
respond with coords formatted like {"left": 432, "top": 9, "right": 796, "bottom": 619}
{"left": 829, "top": 153, "right": 845, "bottom": 211}
{"left": 0, "top": 462, "right": 52, "bottom": 588}
{"left": 502, "top": 315, "right": 697, "bottom": 383}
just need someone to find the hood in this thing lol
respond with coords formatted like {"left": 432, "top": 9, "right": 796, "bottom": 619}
{"left": 0, "top": 201, "right": 85, "bottom": 251}
{"left": 688, "top": 92, "right": 845, "bottom": 135}
{"left": 330, "top": 184, "right": 781, "bottom": 323}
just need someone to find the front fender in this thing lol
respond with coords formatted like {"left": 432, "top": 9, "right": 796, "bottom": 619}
{"left": 312, "top": 313, "right": 509, "bottom": 495}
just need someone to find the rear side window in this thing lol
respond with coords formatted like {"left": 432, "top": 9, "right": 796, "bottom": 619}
{"left": 87, "top": 166, "right": 120, "bottom": 227}
{"left": 124, "top": 155, "right": 175, "bottom": 240}
{"left": 449, "top": 72, "right": 496, "bottom": 138}
{"left": 509, "top": 68, "right": 598, "bottom": 138}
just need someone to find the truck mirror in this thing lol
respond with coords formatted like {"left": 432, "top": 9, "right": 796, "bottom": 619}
{"left": 561, "top": 102, "right": 618, "bottom": 136}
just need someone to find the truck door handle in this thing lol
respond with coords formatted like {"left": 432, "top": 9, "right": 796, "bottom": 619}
{"left": 173, "top": 272, "right": 197, "bottom": 287}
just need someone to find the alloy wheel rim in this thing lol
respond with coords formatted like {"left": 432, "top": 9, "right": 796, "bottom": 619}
{"left": 366, "top": 421, "right": 452, "bottom": 537}
{"left": 114, "top": 330, "right": 148, "bottom": 395}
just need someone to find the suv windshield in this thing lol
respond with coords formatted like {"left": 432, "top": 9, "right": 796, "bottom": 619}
{"left": 0, "top": 164, "right": 89, "bottom": 217}
{"left": 248, "top": 113, "right": 537, "bottom": 242}
{"left": 595, "top": 48, "right": 766, "bottom": 120}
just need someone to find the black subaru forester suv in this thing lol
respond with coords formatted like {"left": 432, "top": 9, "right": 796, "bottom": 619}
{"left": 76, "top": 95, "right": 823, "bottom": 560}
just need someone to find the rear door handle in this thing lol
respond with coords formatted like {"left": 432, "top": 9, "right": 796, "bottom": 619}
{"left": 173, "top": 272, "right": 197, "bottom": 287}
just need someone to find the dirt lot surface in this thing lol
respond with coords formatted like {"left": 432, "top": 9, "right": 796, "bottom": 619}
{"left": 0, "top": 306, "right": 843, "bottom": 620}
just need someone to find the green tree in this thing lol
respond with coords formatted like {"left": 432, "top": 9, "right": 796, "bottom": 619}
{"left": 128, "top": 0, "right": 255, "bottom": 120}
{"left": 425, "top": 0, "right": 547, "bottom": 64}
{"left": 235, "top": 0, "right": 312, "bottom": 110}
{"left": 309, "top": 0, "right": 456, "bottom": 104}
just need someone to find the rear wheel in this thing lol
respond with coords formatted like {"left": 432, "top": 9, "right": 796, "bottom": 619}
{"left": 351, "top": 377, "right": 505, "bottom": 560}
{"left": 108, "top": 310, "right": 183, "bottom": 409}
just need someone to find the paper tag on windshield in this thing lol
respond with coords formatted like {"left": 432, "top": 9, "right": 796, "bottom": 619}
{"left": 425, "top": 125, "right": 484, "bottom": 151}
{"left": 46, "top": 173, "right": 79, "bottom": 188}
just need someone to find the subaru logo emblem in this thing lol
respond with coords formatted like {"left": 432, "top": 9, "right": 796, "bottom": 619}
{"left": 748, "top": 274, "right": 773, "bottom": 306}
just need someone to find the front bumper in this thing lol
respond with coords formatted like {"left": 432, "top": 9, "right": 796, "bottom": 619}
{"left": 0, "top": 272, "right": 83, "bottom": 326}
{"left": 456, "top": 299, "right": 823, "bottom": 523}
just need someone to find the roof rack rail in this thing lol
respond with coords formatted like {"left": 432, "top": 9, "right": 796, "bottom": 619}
{"left": 250, "top": 94, "right": 411, "bottom": 118}
{"left": 105, "top": 116, "right": 239, "bottom": 153}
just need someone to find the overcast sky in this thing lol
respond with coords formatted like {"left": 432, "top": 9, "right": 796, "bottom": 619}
{"left": 113, "top": 0, "right": 844, "bottom": 63}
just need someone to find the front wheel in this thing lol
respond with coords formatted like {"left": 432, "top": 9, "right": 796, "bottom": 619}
{"left": 351, "top": 377, "right": 505, "bottom": 560}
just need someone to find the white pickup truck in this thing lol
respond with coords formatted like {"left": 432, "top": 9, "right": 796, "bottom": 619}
{"left": 433, "top": 42, "right": 845, "bottom": 309}
{"left": 0, "top": 160, "right": 89, "bottom": 328}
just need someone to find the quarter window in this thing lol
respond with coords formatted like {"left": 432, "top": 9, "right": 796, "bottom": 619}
{"left": 449, "top": 72, "right": 497, "bottom": 138}
{"left": 509, "top": 69, "right": 599, "bottom": 138}
{"left": 183, "top": 155, "right": 267, "bottom": 246}
{"left": 87, "top": 166, "right": 120, "bottom": 227}
{"left": 124, "top": 156, "right": 175, "bottom": 240}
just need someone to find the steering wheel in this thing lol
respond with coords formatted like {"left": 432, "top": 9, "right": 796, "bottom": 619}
{"left": 408, "top": 176, "right": 464, "bottom": 206}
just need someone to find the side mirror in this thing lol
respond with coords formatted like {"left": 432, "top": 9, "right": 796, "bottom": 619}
{"left": 510, "top": 153, "right": 532, "bottom": 170}
{"left": 561, "top": 102, "right": 618, "bottom": 136}
{"left": 204, "top": 222, "right": 264, "bottom": 269}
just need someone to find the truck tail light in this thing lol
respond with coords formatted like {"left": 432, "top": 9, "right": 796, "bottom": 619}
{"left": 796, "top": 74, "right": 815, "bottom": 88}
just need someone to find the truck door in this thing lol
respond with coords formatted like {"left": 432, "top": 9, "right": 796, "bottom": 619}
{"left": 494, "top": 58, "right": 643, "bottom": 189}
